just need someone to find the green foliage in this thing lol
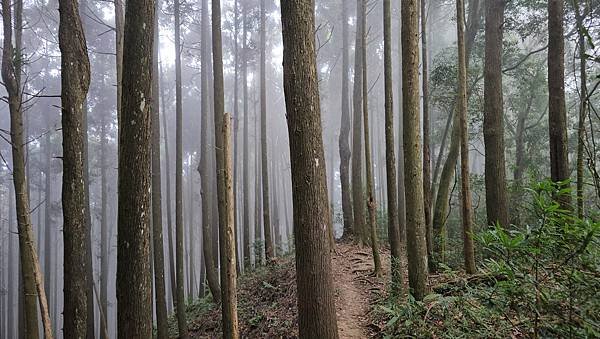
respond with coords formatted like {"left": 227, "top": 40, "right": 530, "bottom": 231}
{"left": 166, "top": 295, "right": 214, "bottom": 338}
{"left": 377, "top": 181, "right": 600, "bottom": 338}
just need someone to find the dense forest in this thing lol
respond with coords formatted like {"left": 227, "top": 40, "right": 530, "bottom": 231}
{"left": 0, "top": 0, "right": 599, "bottom": 337}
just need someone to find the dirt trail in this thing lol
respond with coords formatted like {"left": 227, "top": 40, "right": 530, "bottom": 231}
{"left": 332, "top": 242, "right": 389, "bottom": 339}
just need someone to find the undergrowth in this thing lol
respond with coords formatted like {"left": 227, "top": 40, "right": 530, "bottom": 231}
{"left": 376, "top": 181, "right": 600, "bottom": 338}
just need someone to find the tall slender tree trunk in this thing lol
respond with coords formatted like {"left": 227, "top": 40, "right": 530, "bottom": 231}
{"left": 59, "top": 0, "right": 92, "bottom": 334}
{"left": 43, "top": 114, "right": 53, "bottom": 315}
{"left": 339, "top": 0, "right": 354, "bottom": 238}
{"left": 187, "top": 161, "right": 195, "bottom": 297}
{"left": 383, "top": 0, "right": 402, "bottom": 289}
{"left": 7, "top": 185, "right": 15, "bottom": 338}
{"left": 402, "top": 0, "right": 429, "bottom": 300}
{"left": 3, "top": 1, "right": 52, "bottom": 337}
{"left": 159, "top": 62, "right": 177, "bottom": 307}
{"left": 100, "top": 99, "right": 109, "bottom": 339}
{"left": 116, "top": 0, "right": 155, "bottom": 333}
{"left": 280, "top": 1, "right": 340, "bottom": 336}
{"left": 361, "top": 3, "right": 381, "bottom": 276}
{"left": 242, "top": 1, "right": 251, "bottom": 269}
{"left": 456, "top": 0, "right": 476, "bottom": 274}
{"left": 352, "top": 0, "right": 366, "bottom": 244}
{"left": 115, "top": 0, "right": 124, "bottom": 132}
{"left": 483, "top": 0, "right": 510, "bottom": 227}
{"left": 220, "top": 114, "right": 240, "bottom": 338}
{"left": 79, "top": 5, "right": 95, "bottom": 334}
{"left": 233, "top": 0, "right": 241, "bottom": 274}
{"left": 255, "top": 119, "right": 263, "bottom": 265}
{"left": 433, "top": 0, "right": 481, "bottom": 263}
{"left": 173, "top": 0, "right": 188, "bottom": 334}
{"left": 213, "top": 0, "right": 240, "bottom": 336}
{"left": 421, "top": 0, "right": 433, "bottom": 269}
{"left": 574, "top": 0, "right": 587, "bottom": 218}
{"left": 548, "top": 0, "right": 571, "bottom": 207}
{"left": 397, "top": 13, "right": 407, "bottom": 245}
{"left": 260, "top": 0, "right": 274, "bottom": 262}
{"left": 152, "top": 3, "right": 168, "bottom": 336}
{"left": 199, "top": 0, "right": 221, "bottom": 304}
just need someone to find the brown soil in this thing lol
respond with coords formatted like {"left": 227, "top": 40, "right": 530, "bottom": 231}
{"left": 188, "top": 240, "right": 392, "bottom": 338}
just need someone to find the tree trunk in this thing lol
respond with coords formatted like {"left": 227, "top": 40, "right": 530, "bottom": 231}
{"left": 242, "top": 1, "right": 251, "bottom": 269}
{"left": 187, "top": 161, "right": 195, "bottom": 297}
{"left": 116, "top": 0, "right": 155, "bottom": 334}
{"left": 159, "top": 61, "right": 177, "bottom": 308}
{"left": 2, "top": 0, "right": 51, "bottom": 337}
{"left": 233, "top": 0, "right": 241, "bottom": 274}
{"left": 339, "top": 0, "right": 354, "bottom": 238}
{"left": 115, "top": 0, "right": 124, "bottom": 133}
{"left": 100, "top": 96, "right": 109, "bottom": 339}
{"left": 280, "top": 1, "right": 340, "bottom": 336}
{"left": 397, "top": 13, "right": 406, "bottom": 245}
{"left": 260, "top": 0, "right": 274, "bottom": 262}
{"left": 8, "top": 185, "right": 15, "bottom": 338}
{"left": 574, "top": 0, "right": 587, "bottom": 218}
{"left": 421, "top": 0, "right": 433, "bottom": 270}
{"left": 402, "top": 0, "right": 429, "bottom": 301}
{"left": 173, "top": 0, "right": 188, "bottom": 335}
{"left": 59, "top": 0, "right": 92, "bottom": 334}
{"left": 213, "top": 0, "right": 240, "bottom": 336}
{"left": 456, "top": 0, "right": 476, "bottom": 274}
{"left": 432, "top": 0, "right": 481, "bottom": 264}
{"left": 361, "top": 1, "right": 381, "bottom": 276}
{"left": 255, "top": 121, "right": 263, "bottom": 265}
{"left": 79, "top": 4, "right": 96, "bottom": 332}
{"left": 352, "top": 0, "right": 365, "bottom": 243}
{"left": 199, "top": 0, "right": 221, "bottom": 304}
{"left": 220, "top": 114, "right": 240, "bottom": 338}
{"left": 483, "top": 0, "right": 510, "bottom": 227}
{"left": 383, "top": 0, "right": 402, "bottom": 289}
{"left": 43, "top": 114, "right": 53, "bottom": 318}
{"left": 548, "top": 0, "right": 571, "bottom": 207}
{"left": 152, "top": 3, "right": 168, "bottom": 335}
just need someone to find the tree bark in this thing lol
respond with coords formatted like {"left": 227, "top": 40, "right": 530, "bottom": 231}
{"left": 199, "top": 0, "right": 221, "bottom": 304}
{"left": 174, "top": 0, "right": 188, "bottom": 334}
{"left": 397, "top": 11, "right": 407, "bottom": 245}
{"left": 574, "top": 0, "right": 587, "bottom": 218}
{"left": 2, "top": 0, "right": 52, "bottom": 337}
{"left": 548, "top": 0, "right": 571, "bottom": 208}
{"left": 361, "top": 1, "right": 381, "bottom": 276}
{"left": 421, "top": 0, "right": 433, "bottom": 271}
{"left": 456, "top": 0, "right": 476, "bottom": 274}
{"left": 432, "top": 0, "right": 481, "bottom": 264}
{"left": 242, "top": 1, "right": 251, "bottom": 269}
{"left": 59, "top": 0, "right": 92, "bottom": 334}
{"left": 339, "top": 0, "right": 354, "bottom": 238}
{"left": 43, "top": 114, "right": 53, "bottom": 320}
{"left": 152, "top": 2, "right": 168, "bottom": 335}
{"left": 233, "top": 0, "right": 241, "bottom": 274}
{"left": 116, "top": 0, "right": 155, "bottom": 334}
{"left": 159, "top": 61, "right": 177, "bottom": 308}
{"left": 213, "top": 0, "right": 240, "bottom": 336}
{"left": 483, "top": 0, "right": 510, "bottom": 227}
{"left": 402, "top": 0, "right": 429, "bottom": 300}
{"left": 100, "top": 94, "right": 109, "bottom": 339}
{"left": 352, "top": 0, "right": 366, "bottom": 243}
{"left": 260, "top": 0, "right": 274, "bottom": 262}
{"left": 383, "top": 0, "right": 402, "bottom": 289}
{"left": 220, "top": 114, "right": 240, "bottom": 338}
{"left": 280, "top": 1, "right": 340, "bottom": 336}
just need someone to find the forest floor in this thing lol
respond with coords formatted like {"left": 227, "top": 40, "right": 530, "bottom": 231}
{"left": 183, "top": 239, "right": 399, "bottom": 338}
